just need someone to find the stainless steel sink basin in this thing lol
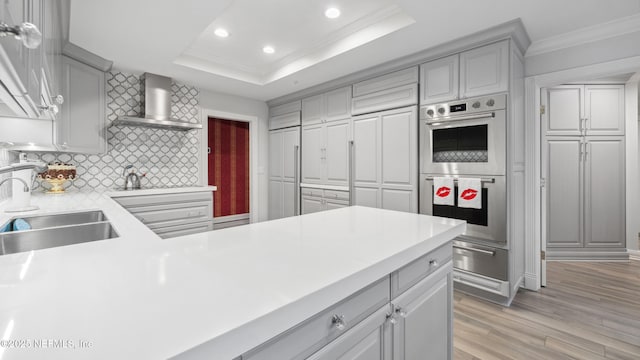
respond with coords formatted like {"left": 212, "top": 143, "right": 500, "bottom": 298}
{"left": 0, "top": 222, "right": 119, "bottom": 255}
{"left": 0, "top": 210, "right": 108, "bottom": 233}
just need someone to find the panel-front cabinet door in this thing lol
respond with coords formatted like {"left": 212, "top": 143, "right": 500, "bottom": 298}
{"left": 459, "top": 41, "right": 508, "bottom": 98}
{"left": 301, "top": 196, "right": 324, "bottom": 215}
{"left": 544, "top": 137, "right": 583, "bottom": 248}
{"left": 301, "top": 124, "right": 324, "bottom": 184}
{"left": 392, "top": 264, "right": 452, "bottom": 360}
{"left": 419, "top": 54, "right": 459, "bottom": 105}
{"left": 584, "top": 85, "right": 625, "bottom": 136}
{"left": 584, "top": 137, "right": 625, "bottom": 248}
{"left": 307, "top": 306, "right": 392, "bottom": 360}
{"left": 352, "top": 113, "right": 380, "bottom": 208}
{"left": 325, "top": 119, "right": 350, "bottom": 186}
{"left": 380, "top": 106, "right": 418, "bottom": 213}
{"left": 543, "top": 85, "right": 583, "bottom": 136}
{"left": 58, "top": 56, "right": 106, "bottom": 153}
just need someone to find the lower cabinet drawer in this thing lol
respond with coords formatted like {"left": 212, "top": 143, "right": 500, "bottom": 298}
{"left": 153, "top": 221, "right": 214, "bottom": 239}
{"left": 129, "top": 202, "right": 211, "bottom": 227}
{"left": 243, "top": 276, "right": 390, "bottom": 360}
{"left": 113, "top": 192, "right": 213, "bottom": 207}
{"left": 323, "top": 190, "right": 349, "bottom": 201}
{"left": 391, "top": 242, "right": 452, "bottom": 298}
{"left": 301, "top": 188, "right": 324, "bottom": 198}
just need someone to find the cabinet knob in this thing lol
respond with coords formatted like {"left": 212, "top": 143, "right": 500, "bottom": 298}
{"left": 53, "top": 95, "right": 64, "bottom": 105}
{"left": 395, "top": 306, "right": 407, "bottom": 318}
{"left": 331, "top": 314, "right": 347, "bottom": 330}
{"left": 386, "top": 312, "right": 397, "bottom": 325}
{"left": 60, "top": 142, "right": 68, "bottom": 149}
{"left": 429, "top": 259, "right": 439, "bottom": 267}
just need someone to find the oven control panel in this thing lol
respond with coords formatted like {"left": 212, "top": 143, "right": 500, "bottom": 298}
{"left": 420, "top": 94, "right": 507, "bottom": 120}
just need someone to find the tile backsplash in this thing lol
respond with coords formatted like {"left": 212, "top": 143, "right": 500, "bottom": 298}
{"left": 27, "top": 71, "right": 201, "bottom": 192}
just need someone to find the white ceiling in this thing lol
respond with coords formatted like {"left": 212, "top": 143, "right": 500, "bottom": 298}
{"left": 70, "top": 0, "right": 640, "bottom": 101}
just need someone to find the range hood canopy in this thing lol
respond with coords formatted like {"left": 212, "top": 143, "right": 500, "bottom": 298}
{"left": 111, "top": 73, "right": 202, "bottom": 131}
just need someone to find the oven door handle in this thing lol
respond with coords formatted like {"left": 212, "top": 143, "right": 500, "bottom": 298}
{"left": 425, "top": 176, "right": 495, "bottom": 184}
{"left": 425, "top": 111, "right": 495, "bottom": 126}
{"left": 453, "top": 245, "right": 496, "bottom": 256}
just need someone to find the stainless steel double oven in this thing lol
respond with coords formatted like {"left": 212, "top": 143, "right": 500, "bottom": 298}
{"left": 419, "top": 94, "right": 508, "bottom": 281}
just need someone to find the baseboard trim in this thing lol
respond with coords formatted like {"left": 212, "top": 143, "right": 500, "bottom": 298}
{"left": 523, "top": 272, "right": 539, "bottom": 291}
{"left": 547, "top": 250, "right": 630, "bottom": 261}
{"left": 628, "top": 249, "right": 640, "bottom": 261}
{"left": 213, "top": 213, "right": 250, "bottom": 224}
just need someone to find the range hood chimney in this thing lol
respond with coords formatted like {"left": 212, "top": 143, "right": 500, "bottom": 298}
{"left": 111, "top": 73, "right": 202, "bottom": 131}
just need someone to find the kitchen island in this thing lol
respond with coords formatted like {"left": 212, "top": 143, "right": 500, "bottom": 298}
{"left": 0, "top": 193, "right": 464, "bottom": 360}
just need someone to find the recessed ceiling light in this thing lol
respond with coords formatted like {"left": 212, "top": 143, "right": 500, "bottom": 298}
{"left": 325, "top": 7, "right": 341, "bottom": 19}
{"left": 214, "top": 28, "right": 229, "bottom": 38}
{"left": 263, "top": 46, "right": 275, "bottom": 54}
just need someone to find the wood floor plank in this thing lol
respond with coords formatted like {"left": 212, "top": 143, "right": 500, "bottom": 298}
{"left": 454, "top": 260, "right": 640, "bottom": 360}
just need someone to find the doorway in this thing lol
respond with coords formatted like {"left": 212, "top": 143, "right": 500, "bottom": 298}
{"left": 539, "top": 78, "right": 633, "bottom": 286}
{"left": 208, "top": 117, "right": 251, "bottom": 229}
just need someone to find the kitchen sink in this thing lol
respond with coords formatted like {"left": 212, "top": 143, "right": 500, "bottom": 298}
{"left": 0, "top": 211, "right": 119, "bottom": 256}
{"left": 0, "top": 210, "right": 108, "bottom": 233}
{"left": 0, "top": 222, "right": 119, "bottom": 256}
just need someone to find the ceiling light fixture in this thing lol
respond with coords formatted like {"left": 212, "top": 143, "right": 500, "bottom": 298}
{"left": 214, "top": 28, "right": 229, "bottom": 38}
{"left": 263, "top": 46, "right": 275, "bottom": 54}
{"left": 325, "top": 7, "right": 341, "bottom": 19}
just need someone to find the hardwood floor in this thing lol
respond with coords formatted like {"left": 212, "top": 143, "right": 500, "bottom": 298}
{"left": 453, "top": 260, "right": 640, "bottom": 359}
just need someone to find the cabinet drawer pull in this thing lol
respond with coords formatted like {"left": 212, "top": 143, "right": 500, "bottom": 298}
{"left": 330, "top": 314, "right": 347, "bottom": 330}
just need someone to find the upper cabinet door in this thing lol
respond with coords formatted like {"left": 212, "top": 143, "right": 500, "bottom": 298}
{"left": 302, "top": 94, "right": 324, "bottom": 125}
{"left": 325, "top": 86, "right": 351, "bottom": 122}
{"left": 460, "top": 41, "right": 509, "bottom": 99}
{"left": 57, "top": 56, "right": 106, "bottom": 154}
{"left": 420, "top": 54, "right": 459, "bottom": 105}
{"left": 543, "top": 85, "right": 583, "bottom": 136}
{"left": 584, "top": 85, "right": 625, "bottom": 136}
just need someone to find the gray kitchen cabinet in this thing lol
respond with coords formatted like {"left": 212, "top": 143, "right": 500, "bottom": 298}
{"left": 419, "top": 54, "right": 459, "bottom": 105}
{"left": 459, "top": 41, "right": 509, "bottom": 99}
{"left": 56, "top": 55, "right": 106, "bottom": 153}
{"left": 268, "top": 126, "right": 300, "bottom": 220}
{"left": 391, "top": 263, "right": 452, "bottom": 360}
{"left": 545, "top": 137, "right": 583, "bottom": 248}
{"left": 544, "top": 136, "right": 626, "bottom": 256}
{"left": 301, "top": 118, "right": 350, "bottom": 187}
{"left": 584, "top": 137, "right": 625, "bottom": 248}
{"left": 351, "top": 67, "right": 418, "bottom": 116}
{"left": 301, "top": 86, "right": 351, "bottom": 126}
{"left": 352, "top": 106, "right": 417, "bottom": 213}
{"left": 112, "top": 191, "right": 214, "bottom": 238}
{"left": 269, "top": 100, "right": 301, "bottom": 131}
{"left": 306, "top": 306, "right": 392, "bottom": 360}
{"left": 543, "top": 85, "right": 625, "bottom": 136}
{"left": 301, "top": 188, "right": 349, "bottom": 215}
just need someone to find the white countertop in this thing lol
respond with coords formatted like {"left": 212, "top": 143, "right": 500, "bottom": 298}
{"left": 0, "top": 190, "right": 464, "bottom": 360}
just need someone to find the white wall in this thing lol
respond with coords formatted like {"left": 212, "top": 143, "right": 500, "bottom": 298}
{"left": 198, "top": 90, "right": 269, "bottom": 222}
{"left": 526, "top": 31, "right": 640, "bottom": 77}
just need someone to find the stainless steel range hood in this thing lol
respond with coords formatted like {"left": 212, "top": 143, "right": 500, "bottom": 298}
{"left": 111, "top": 73, "right": 202, "bottom": 131}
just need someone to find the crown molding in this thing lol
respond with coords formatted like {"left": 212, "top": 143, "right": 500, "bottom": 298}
{"left": 526, "top": 13, "right": 640, "bottom": 58}
{"left": 268, "top": 18, "right": 530, "bottom": 106}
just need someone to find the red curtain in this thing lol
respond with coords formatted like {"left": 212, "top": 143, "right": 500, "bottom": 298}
{"left": 208, "top": 118, "right": 250, "bottom": 217}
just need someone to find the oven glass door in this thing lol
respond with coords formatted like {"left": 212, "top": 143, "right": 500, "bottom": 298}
{"left": 420, "top": 175, "right": 507, "bottom": 245}
{"left": 421, "top": 110, "right": 506, "bottom": 176}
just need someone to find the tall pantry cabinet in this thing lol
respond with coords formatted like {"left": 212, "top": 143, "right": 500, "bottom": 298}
{"left": 542, "top": 85, "right": 627, "bottom": 260}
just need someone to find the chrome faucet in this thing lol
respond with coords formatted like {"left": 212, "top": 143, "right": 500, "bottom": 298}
{"left": 0, "top": 162, "right": 47, "bottom": 175}
{"left": 0, "top": 177, "right": 30, "bottom": 192}
{"left": 122, "top": 165, "right": 141, "bottom": 190}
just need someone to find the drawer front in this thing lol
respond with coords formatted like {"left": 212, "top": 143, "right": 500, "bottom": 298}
{"left": 243, "top": 277, "right": 390, "bottom": 360}
{"left": 269, "top": 111, "right": 301, "bottom": 130}
{"left": 352, "top": 67, "right": 418, "bottom": 97}
{"left": 351, "top": 84, "right": 418, "bottom": 116}
{"left": 300, "top": 188, "right": 324, "bottom": 198}
{"left": 154, "top": 221, "right": 214, "bottom": 239}
{"left": 130, "top": 202, "right": 211, "bottom": 226}
{"left": 323, "top": 190, "right": 350, "bottom": 201}
{"left": 113, "top": 192, "right": 213, "bottom": 208}
{"left": 391, "top": 242, "right": 452, "bottom": 298}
